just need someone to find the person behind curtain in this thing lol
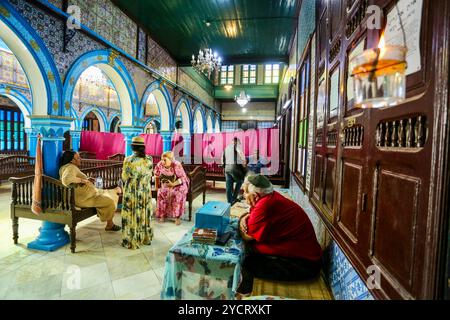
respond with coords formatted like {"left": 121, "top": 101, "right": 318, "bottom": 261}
{"left": 223, "top": 137, "right": 247, "bottom": 204}
{"left": 247, "top": 149, "right": 266, "bottom": 175}
{"left": 59, "top": 150, "right": 121, "bottom": 231}
{"left": 121, "top": 136, "right": 154, "bottom": 250}
{"left": 154, "top": 151, "right": 189, "bottom": 225}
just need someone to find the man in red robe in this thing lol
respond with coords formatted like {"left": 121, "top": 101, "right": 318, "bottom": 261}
{"left": 237, "top": 174, "right": 323, "bottom": 295}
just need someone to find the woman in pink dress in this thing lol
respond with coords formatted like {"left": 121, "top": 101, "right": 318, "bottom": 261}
{"left": 154, "top": 151, "right": 189, "bottom": 225}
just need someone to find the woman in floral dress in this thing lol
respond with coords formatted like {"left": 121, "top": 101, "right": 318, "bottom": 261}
{"left": 121, "top": 136, "right": 154, "bottom": 249}
{"left": 154, "top": 151, "right": 189, "bottom": 225}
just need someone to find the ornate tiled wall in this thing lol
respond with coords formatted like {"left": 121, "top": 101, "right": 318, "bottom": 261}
{"left": 0, "top": 95, "right": 18, "bottom": 107}
{"left": 289, "top": 175, "right": 374, "bottom": 300}
{"left": 147, "top": 36, "right": 177, "bottom": 83}
{"left": 0, "top": 48, "right": 28, "bottom": 88}
{"left": 8, "top": 0, "right": 106, "bottom": 79}
{"left": 178, "top": 68, "right": 215, "bottom": 107}
{"left": 5, "top": 0, "right": 217, "bottom": 121}
{"left": 69, "top": 0, "right": 137, "bottom": 57}
{"left": 137, "top": 28, "right": 147, "bottom": 64}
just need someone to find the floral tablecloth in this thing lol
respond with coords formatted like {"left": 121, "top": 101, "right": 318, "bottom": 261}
{"left": 161, "top": 219, "right": 245, "bottom": 300}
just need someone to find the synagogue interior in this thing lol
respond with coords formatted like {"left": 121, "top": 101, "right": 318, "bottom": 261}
{"left": 0, "top": 0, "right": 449, "bottom": 301}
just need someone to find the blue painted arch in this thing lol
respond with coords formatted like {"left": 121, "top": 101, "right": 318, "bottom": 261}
{"left": 62, "top": 49, "right": 139, "bottom": 126}
{"left": 0, "top": 1, "right": 63, "bottom": 116}
{"left": 206, "top": 110, "right": 215, "bottom": 133}
{"left": 77, "top": 106, "right": 108, "bottom": 132}
{"left": 143, "top": 117, "right": 161, "bottom": 133}
{"left": 174, "top": 97, "right": 193, "bottom": 134}
{"left": 193, "top": 104, "right": 207, "bottom": 134}
{"left": 0, "top": 85, "right": 32, "bottom": 126}
{"left": 140, "top": 80, "right": 173, "bottom": 131}
{"left": 108, "top": 112, "right": 122, "bottom": 131}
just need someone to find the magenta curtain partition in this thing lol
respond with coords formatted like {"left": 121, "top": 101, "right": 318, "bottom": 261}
{"left": 102, "top": 132, "right": 126, "bottom": 159}
{"left": 171, "top": 133, "right": 184, "bottom": 158}
{"left": 80, "top": 131, "right": 125, "bottom": 160}
{"left": 140, "top": 134, "right": 163, "bottom": 156}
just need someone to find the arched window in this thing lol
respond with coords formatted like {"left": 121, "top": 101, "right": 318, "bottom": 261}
{"left": 0, "top": 101, "right": 26, "bottom": 151}
{"left": 82, "top": 111, "right": 100, "bottom": 132}
{"left": 110, "top": 116, "right": 121, "bottom": 133}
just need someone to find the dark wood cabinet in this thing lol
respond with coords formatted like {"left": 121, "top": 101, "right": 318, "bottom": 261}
{"left": 301, "top": 0, "right": 450, "bottom": 299}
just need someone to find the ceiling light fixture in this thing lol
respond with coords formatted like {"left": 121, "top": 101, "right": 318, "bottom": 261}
{"left": 235, "top": 90, "right": 250, "bottom": 107}
{"left": 191, "top": 48, "right": 222, "bottom": 78}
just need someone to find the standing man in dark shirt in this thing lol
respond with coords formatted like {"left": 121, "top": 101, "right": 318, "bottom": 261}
{"left": 237, "top": 174, "right": 323, "bottom": 296}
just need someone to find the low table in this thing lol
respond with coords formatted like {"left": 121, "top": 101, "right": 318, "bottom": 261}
{"left": 161, "top": 219, "right": 245, "bottom": 300}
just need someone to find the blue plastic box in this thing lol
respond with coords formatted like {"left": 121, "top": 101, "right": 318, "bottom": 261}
{"left": 195, "top": 201, "right": 231, "bottom": 236}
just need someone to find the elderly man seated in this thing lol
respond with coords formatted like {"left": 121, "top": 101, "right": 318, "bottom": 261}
{"left": 237, "top": 174, "right": 323, "bottom": 296}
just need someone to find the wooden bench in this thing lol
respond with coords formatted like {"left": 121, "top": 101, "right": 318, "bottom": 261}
{"left": 0, "top": 150, "right": 28, "bottom": 158}
{"left": 0, "top": 156, "right": 35, "bottom": 184}
{"left": 107, "top": 153, "right": 125, "bottom": 161}
{"left": 9, "top": 163, "right": 122, "bottom": 253}
{"left": 78, "top": 151, "right": 97, "bottom": 159}
{"left": 80, "top": 159, "right": 122, "bottom": 169}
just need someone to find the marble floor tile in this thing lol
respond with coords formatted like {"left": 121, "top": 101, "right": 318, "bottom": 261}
{"left": 57, "top": 280, "right": 115, "bottom": 300}
{"left": 112, "top": 270, "right": 161, "bottom": 300}
{"left": 10, "top": 256, "right": 66, "bottom": 286}
{"left": 61, "top": 262, "right": 110, "bottom": 295}
{"left": 3, "top": 273, "right": 63, "bottom": 300}
{"left": 106, "top": 252, "right": 151, "bottom": 281}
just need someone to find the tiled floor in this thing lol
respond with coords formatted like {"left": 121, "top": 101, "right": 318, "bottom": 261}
{"left": 0, "top": 181, "right": 332, "bottom": 300}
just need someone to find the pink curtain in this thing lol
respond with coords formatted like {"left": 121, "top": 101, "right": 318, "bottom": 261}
{"left": 80, "top": 131, "right": 125, "bottom": 160}
{"left": 171, "top": 133, "right": 184, "bottom": 158}
{"left": 140, "top": 134, "right": 163, "bottom": 156}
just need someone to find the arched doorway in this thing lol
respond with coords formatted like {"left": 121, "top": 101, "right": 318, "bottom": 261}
{"left": 63, "top": 50, "right": 139, "bottom": 127}
{"left": 71, "top": 65, "right": 120, "bottom": 132}
{"left": 144, "top": 119, "right": 160, "bottom": 134}
{"left": 174, "top": 98, "right": 192, "bottom": 134}
{"left": 140, "top": 81, "right": 173, "bottom": 132}
{"left": 206, "top": 112, "right": 214, "bottom": 133}
{"left": 110, "top": 116, "right": 121, "bottom": 133}
{"left": 82, "top": 111, "right": 101, "bottom": 132}
{"left": 215, "top": 117, "right": 221, "bottom": 132}
{"left": 193, "top": 105, "right": 206, "bottom": 134}
{"left": 0, "top": 2, "right": 62, "bottom": 118}
{"left": 0, "top": 96, "right": 27, "bottom": 153}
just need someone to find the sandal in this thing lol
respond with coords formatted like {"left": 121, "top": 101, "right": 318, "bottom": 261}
{"left": 105, "top": 224, "right": 121, "bottom": 232}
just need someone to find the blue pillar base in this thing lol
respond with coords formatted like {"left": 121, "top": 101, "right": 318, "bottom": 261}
{"left": 27, "top": 221, "right": 70, "bottom": 252}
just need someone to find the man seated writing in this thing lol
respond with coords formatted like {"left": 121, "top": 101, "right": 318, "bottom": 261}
{"left": 237, "top": 174, "right": 323, "bottom": 296}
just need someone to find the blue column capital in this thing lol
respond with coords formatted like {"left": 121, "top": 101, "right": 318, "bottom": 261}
{"left": 70, "top": 129, "right": 82, "bottom": 137}
{"left": 182, "top": 133, "right": 192, "bottom": 141}
{"left": 121, "top": 126, "right": 143, "bottom": 156}
{"left": 121, "top": 126, "right": 143, "bottom": 138}
{"left": 30, "top": 116, "right": 72, "bottom": 142}
{"left": 70, "top": 130, "right": 82, "bottom": 151}
{"left": 160, "top": 131, "right": 173, "bottom": 152}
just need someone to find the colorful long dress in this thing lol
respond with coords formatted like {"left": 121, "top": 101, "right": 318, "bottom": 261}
{"left": 121, "top": 155, "right": 154, "bottom": 250}
{"left": 154, "top": 160, "right": 189, "bottom": 219}
{"left": 59, "top": 163, "right": 118, "bottom": 222}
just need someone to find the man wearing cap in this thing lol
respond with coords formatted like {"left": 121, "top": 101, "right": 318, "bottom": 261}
{"left": 237, "top": 174, "right": 323, "bottom": 296}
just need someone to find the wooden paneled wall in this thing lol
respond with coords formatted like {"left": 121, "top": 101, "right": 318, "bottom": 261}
{"left": 288, "top": 0, "right": 450, "bottom": 299}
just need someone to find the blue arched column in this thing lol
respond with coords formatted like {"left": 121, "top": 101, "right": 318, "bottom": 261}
{"left": 121, "top": 126, "right": 143, "bottom": 156}
{"left": 182, "top": 133, "right": 192, "bottom": 163}
{"left": 70, "top": 130, "right": 82, "bottom": 151}
{"left": 160, "top": 131, "right": 173, "bottom": 152}
{"left": 24, "top": 127, "right": 38, "bottom": 158}
{"left": 27, "top": 117, "right": 72, "bottom": 251}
